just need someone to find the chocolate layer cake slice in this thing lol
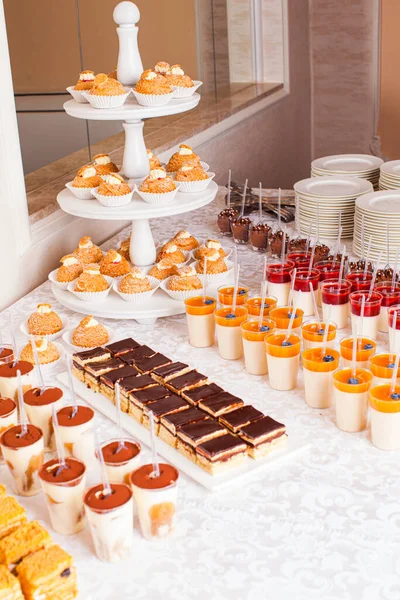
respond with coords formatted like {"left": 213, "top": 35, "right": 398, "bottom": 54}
{"left": 238, "top": 416, "right": 287, "bottom": 459}
{"left": 151, "top": 362, "right": 191, "bottom": 384}
{"left": 198, "top": 391, "right": 243, "bottom": 417}
{"left": 72, "top": 347, "right": 111, "bottom": 382}
{"left": 142, "top": 395, "right": 189, "bottom": 433}
{"left": 120, "top": 345, "right": 157, "bottom": 365}
{"left": 181, "top": 383, "right": 223, "bottom": 405}
{"left": 159, "top": 407, "right": 208, "bottom": 447}
{"left": 219, "top": 405, "right": 264, "bottom": 432}
{"left": 99, "top": 365, "right": 140, "bottom": 403}
{"left": 106, "top": 337, "right": 140, "bottom": 356}
{"left": 176, "top": 419, "right": 227, "bottom": 463}
{"left": 84, "top": 357, "right": 125, "bottom": 392}
{"left": 134, "top": 354, "right": 172, "bottom": 375}
{"left": 129, "top": 385, "right": 172, "bottom": 422}
{"left": 196, "top": 433, "right": 247, "bottom": 474}
{"left": 166, "top": 370, "right": 209, "bottom": 394}
{"left": 120, "top": 374, "right": 157, "bottom": 406}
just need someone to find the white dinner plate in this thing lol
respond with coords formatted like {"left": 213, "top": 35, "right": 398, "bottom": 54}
{"left": 356, "top": 190, "right": 400, "bottom": 214}
{"left": 62, "top": 326, "right": 116, "bottom": 352}
{"left": 311, "top": 154, "right": 383, "bottom": 174}
{"left": 294, "top": 176, "right": 373, "bottom": 198}
{"left": 20, "top": 315, "right": 69, "bottom": 341}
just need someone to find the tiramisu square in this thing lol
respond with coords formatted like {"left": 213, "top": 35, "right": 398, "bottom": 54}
{"left": 134, "top": 354, "right": 172, "bottom": 375}
{"left": 151, "top": 362, "right": 191, "bottom": 384}
{"left": 99, "top": 365, "right": 140, "bottom": 402}
{"left": 181, "top": 383, "right": 223, "bottom": 405}
{"left": 196, "top": 433, "right": 247, "bottom": 474}
{"left": 239, "top": 416, "right": 287, "bottom": 459}
{"left": 176, "top": 419, "right": 227, "bottom": 463}
{"left": 142, "top": 396, "right": 189, "bottom": 433}
{"left": 166, "top": 370, "right": 208, "bottom": 394}
{"left": 198, "top": 391, "right": 244, "bottom": 417}
{"left": 159, "top": 407, "right": 208, "bottom": 447}
{"left": 106, "top": 338, "right": 140, "bottom": 356}
{"left": 219, "top": 405, "right": 264, "bottom": 432}
{"left": 84, "top": 357, "right": 125, "bottom": 392}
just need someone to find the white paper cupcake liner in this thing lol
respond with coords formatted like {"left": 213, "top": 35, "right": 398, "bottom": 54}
{"left": 48, "top": 269, "right": 78, "bottom": 291}
{"left": 171, "top": 81, "right": 203, "bottom": 98}
{"left": 160, "top": 277, "right": 204, "bottom": 301}
{"left": 65, "top": 182, "right": 97, "bottom": 200}
{"left": 176, "top": 173, "right": 215, "bottom": 194}
{"left": 136, "top": 185, "right": 180, "bottom": 205}
{"left": 20, "top": 316, "right": 69, "bottom": 342}
{"left": 67, "top": 281, "right": 111, "bottom": 302}
{"left": 66, "top": 86, "right": 89, "bottom": 103}
{"left": 102, "top": 274, "right": 129, "bottom": 286}
{"left": 195, "top": 259, "right": 234, "bottom": 283}
{"left": 93, "top": 189, "right": 133, "bottom": 207}
{"left": 26, "top": 342, "right": 64, "bottom": 370}
{"left": 82, "top": 90, "right": 131, "bottom": 109}
{"left": 132, "top": 90, "right": 174, "bottom": 107}
{"left": 62, "top": 326, "right": 115, "bottom": 352}
{"left": 112, "top": 279, "right": 160, "bottom": 304}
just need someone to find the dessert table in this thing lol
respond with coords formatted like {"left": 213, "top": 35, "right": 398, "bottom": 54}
{"left": 2, "top": 187, "right": 398, "bottom": 600}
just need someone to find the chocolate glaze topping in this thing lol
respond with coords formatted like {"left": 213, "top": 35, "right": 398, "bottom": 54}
{"left": 101, "top": 365, "right": 140, "bottom": 387}
{"left": 169, "top": 370, "right": 208, "bottom": 391}
{"left": 131, "top": 385, "right": 171, "bottom": 405}
{"left": 24, "top": 387, "right": 63, "bottom": 406}
{"left": 74, "top": 347, "right": 110, "bottom": 364}
{"left": 240, "top": 415, "right": 286, "bottom": 441}
{"left": 120, "top": 374, "right": 156, "bottom": 394}
{"left": 121, "top": 345, "right": 156, "bottom": 362}
{"left": 177, "top": 419, "right": 225, "bottom": 443}
{"left": 199, "top": 391, "right": 243, "bottom": 415}
{"left": 220, "top": 405, "right": 264, "bottom": 430}
{"left": 182, "top": 383, "right": 223, "bottom": 403}
{"left": 106, "top": 338, "right": 140, "bottom": 356}
{"left": 197, "top": 433, "right": 247, "bottom": 459}
{"left": 161, "top": 407, "right": 208, "bottom": 432}
{"left": 134, "top": 354, "right": 172, "bottom": 373}
{"left": 144, "top": 395, "right": 188, "bottom": 418}
{"left": 152, "top": 362, "right": 189, "bottom": 378}
{"left": 86, "top": 358, "right": 124, "bottom": 376}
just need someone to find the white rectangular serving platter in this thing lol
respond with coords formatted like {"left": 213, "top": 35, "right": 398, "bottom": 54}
{"left": 57, "top": 372, "right": 310, "bottom": 492}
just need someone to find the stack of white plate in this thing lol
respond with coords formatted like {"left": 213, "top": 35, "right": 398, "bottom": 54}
{"left": 311, "top": 154, "right": 383, "bottom": 190}
{"left": 379, "top": 160, "right": 400, "bottom": 190}
{"left": 354, "top": 190, "right": 400, "bottom": 261}
{"left": 294, "top": 176, "right": 373, "bottom": 239}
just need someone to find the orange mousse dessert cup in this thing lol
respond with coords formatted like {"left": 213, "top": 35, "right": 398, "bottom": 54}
{"left": 333, "top": 368, "right": 372, "bottom": 432}
{"left": 339, "top": 336, "right": 376, "bottom": 369}
{"left": 302, "top": 348, "right": 340, "bottom": 409}
{"left": 370, "top": 353, "right": 400, "bottom": 386}
{"left": 301, "top": 320, "right": 337, "bottom": 350}
{"left": 265, "top": 333, "right": 301, "bottom": 391}
{"left": 369, "top": 384, "right": 400, "bottom": 450}
{"left": 269, "top": 306, "right": 304, "bottom": 335}
{"left": 215, "top": 306, "right": 248, "bottom": 360}
{"left": 218, "top": 285, "right": 249, "bottom": 306}
{"left": 184, "top": 296, "right": 216, "bottom": 348}
{"left": 245, "top": 295, "right": 277, "bottom": 318}
{"left": 241, "top": 319, "right": 276, "bottom": 375}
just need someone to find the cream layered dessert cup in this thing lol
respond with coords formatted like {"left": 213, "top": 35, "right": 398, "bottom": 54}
{"left": 98, "top": 438, "right": 141, "bottom": 485}
{"left": 215, "top": 306, "right": 248, "bottom": 360}
{"left": 339, "top": 336, "right": 376, "bottom": 369}
{"left": 292, "top": 268, "right": 320, "bottom": 317}
{"left": 0, "top": 345, "right": 14, "bottom": 365}
{"left": 374, "top": 282, "right": 400, "bottom": 333}
{"left": 23, "top": 386, "right": 64, "bottom": 452}
{"left": 218, "top": 285, "right": 249, "bottom": 306}
{"left": 269, "top": 306, "right": 304, "bottom": 335}
{"left": 314, "top": 260, "right": 341, "bottom": 306}
{"left": 266, "top": 261, "right": 295, "bottom": 306}
{"left": 320, "top": 280, "right": 351, "bottom": 329}
{"left": 84, "top": 483, "right": 133, "bottom": 562}
{"left": 0, "top": 397, "right": 17, "bottom": 464}
{"left": 301, "top": 321, "right": 337, "bottom": 350}
{"left": 39, "top": 457, "right": 86, "bottom": 535}
{"left": 333, "top": 367, "right": 372, "bottom": 432}
{"left": 241, "top": 319, "right": 276, "bottom": 376}
{"left": 370, "top": 384, "right": 400, "bottom": 450}
{"left": 184, "top": 296, "right": 216, "bottom": 348}
{"left": 388, "top": 305, "right": 400, "bottom": 354}
{"left": 346, "top": 270, "right": 373, "bottom": 293}
{"left": 265, "top": 333, "right": 301, "bottom": 391}
{"left": 350, "top": 291, "right": 382, "bottom": 341}
{"left": 302, "top": 348, "right": 340, "bottom": 409}
{"left": 370, "top": 353, "right": 400, "bottom": 387}
{"left": 245, "top": 295, "right": 277, "bottom": 319}
{"left": 0, "top": 424, "right": 44, "bottom": 496}
{"left": 0, "top": 361, "right": 33, "bottom": 400}
{"left": 56, "top": 405, "right": 96, "bottom": 466}
{"left": 130, "top": 463, "right": 179, "bottom": 540}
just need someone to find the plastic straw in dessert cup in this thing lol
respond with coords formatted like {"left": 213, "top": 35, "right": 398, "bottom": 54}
{"left": 136, "top": 185, "right": 180, "bottom": 205}
{"left": 96, "top": 438, "right": 141, "bottom": 485}
{"left": 184, "top": 296, "right": 216, "bottom": 348}
{"left": 291, "top": 268, "right": 320, "bottom": 317}
{"left": 374, "top": 282, "right": 400, "bottom": 333}
{"left": 113, "top": 278, "right": 160, "bottom": 304}
{"left": 217, "top": 285, "right": 249, "bottom": 306}
{"left": 264, "top": 332, "right": 301, "bottom": 391}
{"left": 65, "top": 181, "right": 97, "bottom": 200}
{"left": 302, "top": 347, "right": 340, "bottom": 408}
{"left": 39, "top": 456, "right": 86, "bottom": 535}
{"left": 84, "top": 481, "right": 134, "bottom": 562}
{"left": 314, "top": 260, "right": 341, "bottom": 305}
{"left": 369, "top": 383, "right": 400, "bottom": 450}
{"left": 0, "top": 397, "right": 17, "bottom": 464}
{"left": 370, "top": 353, "right": 400, "bottom": 386}
{"left": 23, "top": 385, "right": 64, "bottom": 452}
{"left": 350, "top": 291, "right": 382, "bottom": 340}
{"left": 246, "top": 295, "right": 277, "bottom": 318}
{"left": 82, "top": 89, "right": 132, "bottom": 109}
{"left": 268, "top": 306, "right": 304, "bottom": 335}
{"left": 177, "top": 172, "right": 215, "bottom": 194}
{"left": 265, "top": 260, "right": 295, "bottom": 307}
{"left": 346, "top": 270, "right": 373, "bottom": 293}
{"left": 66, "top": 86, "right": 89, "bottom": 103}
{"left": 171, "top": 80, "right": 203, "bottom": 98}
{"left": 388, "top": 305, "right": 400, "bottom": 354}
{"left": 0, "top": 422, "right": 44, "bottom": 496}
{"left": 93, "top": 188, "right": 133, "bottom": 207}
{"left": 301, "top": 320, "right": 337, "bottom": 350}
{"left": 333, "top": 367, "right": 373, "bottom": 433}
{"left": 320, "top": 279, "right": 352, "bottom": 329}
{"left": 0, "top": 344, "right": 14, "bottom": 365}
{"left": 214, "top": 306, "right": 248, "bottom": 360}
{"left": 339, "top": 336, "right": 376, "bottom": 370}
{"left": 241, "top": 318, "right": 276, "bottom": 375}
{"left": 56, "top": 404, "right": 96, "bottom": 466}
{"left": 67, "top": 280, "right": 112, "bottom": 303}
{"left": 130, "top": 462, "right": 179, "bottom": 540}
{"left": 132, "top": 89, "right": 174, "bottom": 107}
{"left": 287, "top": 251, "right": 313, "bottom": 269}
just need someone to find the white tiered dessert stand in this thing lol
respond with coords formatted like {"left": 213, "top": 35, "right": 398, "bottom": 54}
{"left": 53, "top": 1, "right": 219, "bottom": 324}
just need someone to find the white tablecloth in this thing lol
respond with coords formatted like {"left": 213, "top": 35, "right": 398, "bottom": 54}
{"left": 2, "top": 189, "right": 399, "bottom": 600}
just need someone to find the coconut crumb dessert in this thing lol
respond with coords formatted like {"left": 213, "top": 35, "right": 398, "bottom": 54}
{"left": 56, "top": 255, "right": 83, "bottom": 283}
{"left": 73, "top": 236, "right": 103, "bottom": 264}
{"left": 168, "top": 265, "right": 202, "bottom": 291}
{"left": 119, "top": 268, "right": 152, "bottom": 294}
{"left": 20, "top": 337, "right": 60, "bottom": 365}
{"left": 71, "top": 316, "right": 109, "bottom": 348}
{"left": 27, "top": 304, "right": 63, "bottom": 336}
{"left": 100, "top": 250, "right": 131, "bottom": 278}
{"left": 74, "top": 264, "right": 109, "bottom": 292}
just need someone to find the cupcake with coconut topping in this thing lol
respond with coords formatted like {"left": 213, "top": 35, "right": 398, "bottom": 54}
{"left": 56, "top": 255, "right": 83, "bottom": 283}
{"left": 100, "top": 250, "right": 131, "bottom": 279}
{"left": 147, "top": 148, "right": 162, "bottom": 170}
{"left": 74, "top": 70, "right": 95, "bottom": 91}
{"left": 167, "top": 265, "right": 202, "bottom": 291}
{"left": 72, "top": 316, "right": 109, "bottom": 348}
{"left": 196, "top": 248, "right": 227, "bottom": 275}
{"left": 93, "top": 153, "right": 119, "bottom": 176}
{"left": 172, "top": 230, "right": 199, "bottom": 251}
{"left": 27, "top": 304, "right": 63, "bottom": 336}
{"left": 147, "top": 258, "right": 176, "bottom": 280}
{"left": 74, "top": 264, "right": 109, "bottom": 293}
{"left": 134, "top": 69, "right": 174, "bottom": 107}
{"left": 166, "top": 144, "right": 200, "bottom": 173}
{"left": 156, "top": 242, "right": 185, "bottom": 265}
{"left": 73, "top": 236, "right": 103, "bottom": 264}
{"left": 154, "top": 61, "right": 170, "bottom": 76}
{"left": 20, "top": 337, "right": 60, "bottom": 365}
{"left": 67, "top": 165, "right": 102, "bottom": 199}
{"left": 94, "top": 173, "right": 133, "bottom": 207}
{"left": 116, "top": 267, "right": 158, "bottom": 303}
{"left": 165, "top": 64, "right": 194, "bottom": 88}
{"left": 194, "top": 239, "right": 226, "bottom": 260}
{"left": 138, "top": 168, "right": 178, "bottom": 204}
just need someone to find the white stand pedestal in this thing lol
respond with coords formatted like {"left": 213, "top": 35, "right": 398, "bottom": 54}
{"left": 130, "top": 218, "right": 156, "bottom": 265}
{"left": 123, "top": 121, "right": 149, "bottom": 180}
{"left": 113, "top": 2, "right": 143, "bottom": 86}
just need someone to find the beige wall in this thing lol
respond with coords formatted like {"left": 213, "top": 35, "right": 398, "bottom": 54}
{"left": 378, "top": 0, "right": 400, "bottom": 159}
{"left": 4, "top": 0, "right": 198, "bottom": 93}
